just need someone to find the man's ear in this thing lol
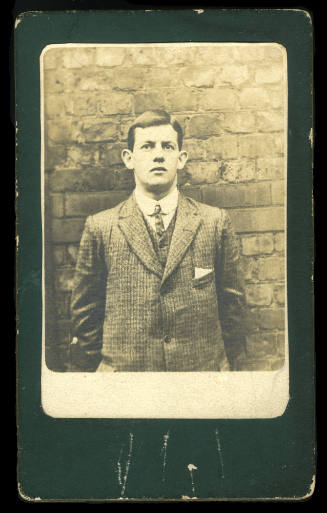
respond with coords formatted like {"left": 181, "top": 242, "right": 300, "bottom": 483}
{"left": 121, "top": 148, "right": 134, "bottom": 170}
{"left": 177, "top": 151, "right": 188, "bottom": 170}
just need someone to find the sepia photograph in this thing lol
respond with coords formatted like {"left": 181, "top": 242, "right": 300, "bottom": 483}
{"left": 41, "top": 43, "right": 288, "bottom": 417}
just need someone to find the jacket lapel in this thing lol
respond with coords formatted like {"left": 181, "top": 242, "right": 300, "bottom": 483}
{"left": 161, "top": 193, "right": 201, "bottom": 285}
{"left": 118, "top": 193, "right": 163, "bottom": 278}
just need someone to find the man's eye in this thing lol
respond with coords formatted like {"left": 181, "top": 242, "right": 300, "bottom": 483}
{"left": 163, "top": 144, "right": 175, "bottom": 150}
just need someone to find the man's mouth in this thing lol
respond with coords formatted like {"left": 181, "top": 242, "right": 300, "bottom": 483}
{"left": 151, "top": 167, "right": 167, "bottom": 172}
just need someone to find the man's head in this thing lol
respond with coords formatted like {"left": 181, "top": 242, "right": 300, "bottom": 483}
{"left": 121, "top": 110, "right": 188, "bottom": 199}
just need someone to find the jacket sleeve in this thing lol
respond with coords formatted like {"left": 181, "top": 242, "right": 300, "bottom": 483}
{"left": 215, "top": 210, "right": 248, "bottom": 370}
{"left": 70, "top": 215, "right": 107, "bottom": 371}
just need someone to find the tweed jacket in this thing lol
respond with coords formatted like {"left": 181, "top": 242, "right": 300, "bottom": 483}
{"left": 70, "top": 191, "right": 247, "bottom": 372}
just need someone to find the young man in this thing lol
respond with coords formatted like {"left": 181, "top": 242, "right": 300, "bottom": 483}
{"left": 70, "top": 110, "right": 246, "bottom": 372}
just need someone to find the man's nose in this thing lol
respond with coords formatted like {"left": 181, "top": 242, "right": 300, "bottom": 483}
{"left": 153, "top": 144, "right": 165, "bottom": 161}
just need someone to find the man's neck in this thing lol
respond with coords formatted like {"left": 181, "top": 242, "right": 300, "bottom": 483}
{"left": 135, "top": 185, "right": 177, "bottom": 201}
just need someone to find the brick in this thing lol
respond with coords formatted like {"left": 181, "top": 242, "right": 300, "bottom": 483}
{"left": 65, "top": 190, "right": 129, "bottom": 216}
{"left": 166, "top": 89, "right": 198, "bottom": 112}
{"left": 143, "top": 68, "right": 180, "bottom": 88}
{"left": 197, "top": 46, "right": 235, "bottom": 65}
{"left": 79, "top": 119, "right": 118, "bottom": 143}
{"left": 206, "top": 136, "right": 238, "bottom": 159}
{"left": 182, "top": 139, "right": 206, "bottom": 160}
{"left": 264, "top": 45, "right": 285, "bottom": 62}
{"left": 134, "top": 92, "right": 167, "bottom": 114}
{"left": 67, "top": 245, "right": 79, "bottom": 266}
{"left": 233, "top": 46, "right": 265, "bottom": 62}
{"left": 237, "top": 357, "right": 273, "bottom": 371}
{"left": 53, "top": 245, "right": 66, "bottom": 266}
{"left": 55, "top": 268, "right": 75, "bottom": 291}
{"left": 238, "top": 134, "right": 284, "bottom": 158}
{"left": 45, "top": 94, "right": 74, "bottom": 119}
{"left": 79, "top": 70, "right": 114, "bottom": 91}
{"left": 65, "top": 145, "right": 100, "bottom": 169}
{"left": 241, "top": 234, "right": 274, "bottom": 255}
{"left": 274, "top": 232, "right": 285, "bottom": 253}
{"left": 99, "top": 143, "right": 126, "bottom": 166}
{"left": 52, "top": 218, "right": 86, "bottom": 243}
{"left": 219, "top": 159, "right": 256, "bottom": 183}
{"left": 200, "top": 88, "right": 239, "bottom": 111}
{"left": 187, "top": 114, "right": 224, "bottom": 137}
{"left": 202, "top": 182, "right": 271, "bottom": 209}
{"left": 255, "top": 308, "right": 285, "bottom": 330}
{"left": 255, "top": 66, "right": 284, "bottom": 84}
{"left": 219, "top": 64, "right": 249, "bottom": 86}
{"left": 99, "top": 93, "right": 132, "bottom": 115}
{"left": 258, "top": 256, "right": 285, "bottom": 281}
{"left": 276, "top": 332, "right": 286, "bottom": 357}
{"left": 274, "top": 284, "right": 285, "bottom": 305}
{"left": 231, "top": 207, "right": 284, "bottom": 233}
{"left": 256, "top": 158, "right": 285, "bottom": 180}
{"left": 239, "top": 256, "right": 257, "bottom": 281}
{"left": 43, "top": 48, "right": 62, "bottom": 70}
{"left": 44, "top": 70, "right": 66, "bottom": 94}
{"left": 73, "top": 95, "right": 98, "bottom": 116}
{"left": 183, "top": 162, "right": 219, "bottom": 185}
{"left": 46, "top": 120, "right": 72, "bottom": 144}
{"left": 95, "top": 47, "right": 126, "bottom": 67}
{"left": 63, "top": 48, "right": 94, "bottom": 69}
{"left": 45, "top": 144, "right": 67, "bottom": 171}
{"left": 50, "top": 194, "right": 64, "bottom": 217}
{"left": 223, "top": 111, "right": 257, "bottom": 133}
{"left": 113, "top": 68, "right": 145, "bottom": 90}
{"left": 126, "top": 47, "right": 155, "bottom": 66}
{"left": 155, "top": 47, "right": 194, "bottom": 66}
{"left": 49, "top": 167, "right": 130, "bottom": 192}
{"left": 239, "top": 88, "right": 271, "bottom": 109}
{"left": 256, "top": 111, "right": 284, "bottom": 132}
{"left": 272, "top": 181, "right": 285, "bottom": 204}
{"left": 246, "top": 284, "right": 273, "bottom": 306}
{"left": 246, "top": 332, "right": 277, "bottom": 358}
{"left": 180, "top": 67, "right": 215, "bottom": 88}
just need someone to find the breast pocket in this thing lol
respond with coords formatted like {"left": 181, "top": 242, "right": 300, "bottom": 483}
{"left": 192, "top": 270, "right": 215, "bottom": 289}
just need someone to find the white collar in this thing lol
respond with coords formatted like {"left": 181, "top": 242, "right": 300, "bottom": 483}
{"left": 134, "top": 187, "right": 179, "bottom": 216}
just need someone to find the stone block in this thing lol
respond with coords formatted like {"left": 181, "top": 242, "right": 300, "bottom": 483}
{"left": 73, "top": 95, "right": 98, "bottom": 116}
{"left": 241, "top": 234, "right": 274, "bottom": 255}
{"left": 272, "top": 181, "right": 285, "bottom": 204}
{"left": 99, "top": 93, "right": 132, "bottom": 115}
{"left": 79, "top": 119, "right": 118, "bottom": 143}
{"left": 206, "top": 136, "right": 238, "bottom": 159}
{"left": 187, "top": 114, "right": 224, "bottom": 138}
{"left": 230, "top": 207, "right": 284, "bottom": 233}
{"left": 220, "top": 64, "right": 249, "bottom": 86}
{"left": 233, "top": 46, "right": 265, "bottom": 62}
{"left": 255, "top": 308, "right": 285, "bottom": 330}
{"left": 50, "top": 194, "right": 64, "bottom": 217}
{"left": 182, "top": 139, "right": 207, "bottom": 160}
{"left": 239, "top": 88, "right": 271, "bottom": 109}
{"left": 65, "top": 190, "right": 130, "bottom": 216}
{"left": 246, "top": 284, "right": 273, "bottom": 306}
{"left": 238, "top": 134, "right": 284, "bottom": 158}
{"left": 202, "top": 182, "right": 271, "bottom": 208}
{"left": 256, "top": 157, "right": 285, "bottom": 180}
{"left": 180, "top": 67, "right": 215, "bottom": 88}
{"left": 95, "top": 47, "right": 126, "bottom": 67}
{"left": 200, "top": 88, "right": 239, "bottom": 111}
{"left": 223, "top": 111, "right": 257, "bottom": 133}
{"left": 274, "top": 232, "right": 285, "bottom": 253}
{"left": 63, "top": 48, "right": 94, "bottom": 68}
{"left": 255, "top": 66, "right": 284, "bottom": 84}
{"left": 99, "top": 143, "right": 126, "bottom": 166}
{"left": 45, "top": 144, "right": 67, "bottom": 171}
{"left": 256, "top": 110, "right": 284, "bottom": 132}
{"left": 246, "top": 332, "right": 277, "bottom": 358}
{"left": 258, "top": 256, "right": 285, "bottom": 281}
{"left": 184, "top": 162, "right": 219, "bottom": 185}
{"left": 113, "top": 68, "right": 145, "bottom": 90}
{"left": 46, "top": 120, "right": 72, "bottom": 144}
{"left": 134, "top": 92, "right": 167, "bottom": 114}
{"left": 166, "top": 89, "right": 199, "bottom": 112}
{"left": 274, "top": 284, "right": 286, "bottom": 305}
{"left": 53, "top": 245, "right": 66, "bottom": 267}
{"left": 219, "top": 159, "right": 256, "bottom": 183}
{"left": 67, "top": 245, "right": 79, "bottom": 266}
{"left": 55, "top": 268, "right": 75, "bottom": 291}
{"left": 52, "top": 218, "right": 86, "bottom": 243}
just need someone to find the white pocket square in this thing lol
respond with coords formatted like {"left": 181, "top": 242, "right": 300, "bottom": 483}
{"left": 194, "top": 267, "right": 213, "bottom": 279}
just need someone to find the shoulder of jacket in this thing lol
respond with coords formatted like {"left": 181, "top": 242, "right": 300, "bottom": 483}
{"left": 87, "top": 199, "right": 126, "bottom": 230}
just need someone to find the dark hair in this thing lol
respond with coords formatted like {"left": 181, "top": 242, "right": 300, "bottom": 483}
{"left": 127, "top": 110, "right": 183, "bottom": 151}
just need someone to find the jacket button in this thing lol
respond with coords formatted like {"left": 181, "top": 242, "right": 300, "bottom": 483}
{"left": 164, "top": 335, "right": 171, "bottom": 344}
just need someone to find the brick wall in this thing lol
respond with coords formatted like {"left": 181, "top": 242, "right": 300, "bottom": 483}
{"left": 43, "top": 44, "right": 286, "bottom": 372}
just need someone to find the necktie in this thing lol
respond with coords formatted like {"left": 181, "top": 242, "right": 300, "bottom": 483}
{"left": 153, "top": 204, "right": 165, "bottom": 239}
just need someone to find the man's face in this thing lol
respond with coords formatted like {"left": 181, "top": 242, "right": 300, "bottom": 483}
{"left": 122, "top": 124, "right": 188, "bottom": 197}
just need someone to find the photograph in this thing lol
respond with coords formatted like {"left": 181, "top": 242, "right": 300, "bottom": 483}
{"left": 42, "top": 43, "right": 287, "bottom": 377}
